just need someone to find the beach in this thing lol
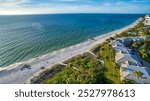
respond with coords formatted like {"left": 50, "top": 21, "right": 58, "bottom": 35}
{"left": 0, "top": 18, "right": 141, "bottom": 84}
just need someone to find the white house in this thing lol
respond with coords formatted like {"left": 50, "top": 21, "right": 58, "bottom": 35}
{"left": 111, "top": 40, "right": 124, "bottom": 48}
{"left": 116, "top": 54, "right": 140, "bottom": 67}
{"left": 144, "top": 15, "right": 150, "bottom": 26}
{"left": 111, "top": 36, "right": 150, "bottom": 83}
{"left": 116, "top": 37, "right": 146, "bottom": 45}
{"left": 114, "top": 46, "right": 129, "bottom": 55}
{"left": 120, "top": 66, "right": 150, "bottom": 83}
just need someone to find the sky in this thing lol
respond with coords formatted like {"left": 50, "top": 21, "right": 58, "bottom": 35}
{"left": 0, "top": 0, "right": 150, "bottom": 15}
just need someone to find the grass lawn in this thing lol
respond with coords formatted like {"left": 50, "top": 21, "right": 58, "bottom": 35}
{"left": 97, "top": 43, "right": 121, "bottom": 84}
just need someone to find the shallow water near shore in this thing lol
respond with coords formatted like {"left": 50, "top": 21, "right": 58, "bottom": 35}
{"left": 0, "top": 14, "right": 143, "bottom": 68}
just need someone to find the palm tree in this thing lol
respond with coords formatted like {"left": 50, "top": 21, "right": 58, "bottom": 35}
{"left": 139, "top": 49, "right": 148, "bottom": 58}
{"left": 131, "top": 42, "right": 138, "bottom": 49}
{"left": 142, "top": 52, "right": 148, "bottom": 58}
{"left": 133, "top": 71, "right": 143, "bottom": 78}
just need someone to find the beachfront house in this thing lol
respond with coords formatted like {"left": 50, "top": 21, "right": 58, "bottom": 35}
{"left": 144, "top": 15, "right": 150, "bottom": 26}
{"left": 116, "top": 54, "right": 140, "bottom": 67}
{"left": 115, "top": 38, "right": 125, "bottom": 43}
{"left": 114, "top": 46, "right": 129, "bottom": 55}
{"left": 115, "top": 37, "right": 146, "bottom": 46}
{"left": 132, "top": 37, "right": 145, "bottom": 42}
{"left": 120, "top": 66, "right": 150, "bottom": 83}
{"left": 115, "top": 38, "right": 133, "bottom": 46}
{"left": 111, "top": 37, "right": 150, "bottom": 83}
{"left": 111, "top": 40, "right": 124, "bottom": 48}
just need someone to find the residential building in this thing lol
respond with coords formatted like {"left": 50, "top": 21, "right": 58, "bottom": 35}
{"left": 120, "top": 66, "right": 150, "bottom": 83}
{"left": 144, "top": 15, "right": 150, "bottom": 26}
{"left": 111, "top": 37, "right": 150, "bottom": 83}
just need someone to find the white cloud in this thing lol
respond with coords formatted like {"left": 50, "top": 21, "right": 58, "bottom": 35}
{"left": 0, "top": 0, "right": 30, "bottom": 7}
{"left": 0, "top": 0, "right": 149, "bottom": 15}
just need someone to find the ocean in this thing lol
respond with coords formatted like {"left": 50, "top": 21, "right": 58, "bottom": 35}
{"left": 0, "top": 14, "right": 143, "bottom": 68}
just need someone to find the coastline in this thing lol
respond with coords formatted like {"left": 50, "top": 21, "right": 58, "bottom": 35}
{"left": 0, "top": 18, "right": 142, "bottom": 84}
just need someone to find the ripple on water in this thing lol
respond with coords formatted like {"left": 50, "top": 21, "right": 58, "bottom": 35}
{"left": 0, "top": 14, "right": 143, "bottom": 67}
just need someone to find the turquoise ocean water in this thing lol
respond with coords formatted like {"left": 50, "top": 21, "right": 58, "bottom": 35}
{"left": 0, "top": 14, "right": 143, "bottom": 67}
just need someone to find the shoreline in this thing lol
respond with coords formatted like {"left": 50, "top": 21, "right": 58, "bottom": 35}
{"left": 0, "top": 18, "right": 141, "bottom": 84}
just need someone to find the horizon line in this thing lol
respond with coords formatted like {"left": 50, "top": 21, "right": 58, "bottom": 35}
{"left": 0, "top": 12, "right": 149, "bottom": 16}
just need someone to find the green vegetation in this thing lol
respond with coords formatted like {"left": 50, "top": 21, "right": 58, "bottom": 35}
{"left": 31, "top": 64, "right": 65, "bottom": 84}
{"left": 45, "top": 53, "right": 105, "bottom": 84}
{"left": 142, "top": 30, "right": 150, "bottom": 36}
{"left": 120, "top": 31, "right": 137, "bottom": 37}
{"left": 144, "top": 57, "right": 150, "bottom": 63}
{"left": 95, "top": 43, "right": 121, "bottom": 84}
{"left": 44, "top": 43, "right": 121, "bottom": 84}
{"left": 130, "top": 39, "right": 150, "bottom": 63}
{"left": 121, "top": 79, "right": 136, "bottom": 84}
{"left": 138, "top": 40, "right": 150, "bottom": 63}
{"left": 139, "top": 48, "right": 148, "bottom": 58}
{"left": 133, "top": 71, "right": 143, "bottom": 78}
{"left": 131, "top": 41, "right": 144, "bottom": 49}
{"left": 119, "top": 19, "right": 150, "bottom": 37}
{"left": 37, "top": 43, "right": 121, "bottom": 84}
{"left": 91, "top": 44, "right": 102, "bottom": 54}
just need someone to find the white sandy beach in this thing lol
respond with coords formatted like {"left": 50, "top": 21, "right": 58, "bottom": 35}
{"left": 0, "top": 18, "right": 141, "bottom": 84}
